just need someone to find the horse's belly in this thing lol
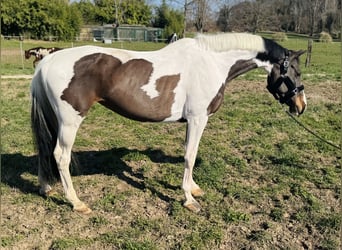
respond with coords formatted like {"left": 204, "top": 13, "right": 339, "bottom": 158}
{"left": 99, "top": 97, "right": 182, "bottom": 122}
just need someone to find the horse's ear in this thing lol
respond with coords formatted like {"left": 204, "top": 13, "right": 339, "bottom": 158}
{"left": 294, "top": 50, "right": 306, "bottom": 58}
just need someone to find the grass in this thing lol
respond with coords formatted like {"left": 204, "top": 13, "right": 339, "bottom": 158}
{"left": 1, "top": 35, "right": 340, "bottom": 249}
{"left": 1, "top": 78, "right": 340, "bottom": 249}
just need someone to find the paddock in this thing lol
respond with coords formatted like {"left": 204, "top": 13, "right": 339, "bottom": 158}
{"left": 1, "top": 73, "right": 340, "bottom": 249}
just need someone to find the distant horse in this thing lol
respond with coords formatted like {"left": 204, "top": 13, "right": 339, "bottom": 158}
{"left": 25, "top": 47, "right": 62, "bottom": 67}
{"left": 166, "top": 33, "right": 178, "bottom": 44}
{"left": 31, "top": 33, "right": 306, "bottom": 214}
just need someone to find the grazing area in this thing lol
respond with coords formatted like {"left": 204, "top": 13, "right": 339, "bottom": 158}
{"left": 1, "top": 37, "right": 340, "bottom": 249}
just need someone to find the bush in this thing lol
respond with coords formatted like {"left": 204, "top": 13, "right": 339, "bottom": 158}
{"left": 319, "top": 32, "right": 333, "bottom": 43}
{"left": 272, "top": 32, "right": 288, "bottom": 42}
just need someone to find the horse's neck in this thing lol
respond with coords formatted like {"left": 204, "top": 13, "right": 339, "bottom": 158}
{"left": 225, "top": 59, "right": 258, "bottom": 83}
{"left": 30, "top": 51, "right": 38, "bottom": 56}
{"left": 196, "top": 33, "right": 285, "bottom": 75}
{"left": 222, "top": 51, "right": 274, "bottom": 84}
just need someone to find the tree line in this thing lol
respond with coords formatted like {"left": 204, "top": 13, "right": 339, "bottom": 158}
{"left": 1, "top": 0, "right": 82, "bottom": 40}
{"left": 216, "top": 0, "right": 341, "bottom": 37}
{"left": 1, "top": 0, "right": 340, "bottom": 41}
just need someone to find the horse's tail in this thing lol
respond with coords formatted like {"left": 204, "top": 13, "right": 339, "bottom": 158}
{"left": 31, "top": 68, "right": 60, "bottom": 183}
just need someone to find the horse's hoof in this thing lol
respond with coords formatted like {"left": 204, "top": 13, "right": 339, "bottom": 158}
{"left": 184, "top": 201, "right": 201, "bottom": 213}
{"left": 74, "top": 205, "right": 92, "bottom": 215}
{"left": 191, "top": 188, "right": 205, "bottom": 197}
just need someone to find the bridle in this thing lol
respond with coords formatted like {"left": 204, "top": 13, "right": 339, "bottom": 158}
{"left": 267, "top": 50, "right": 304, "bottom": 105}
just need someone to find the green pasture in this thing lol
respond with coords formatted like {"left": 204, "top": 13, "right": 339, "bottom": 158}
{"left": 1, "top": 35, "right": 341, "bottom": 249}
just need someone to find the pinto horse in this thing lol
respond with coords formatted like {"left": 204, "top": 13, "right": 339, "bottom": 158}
{"left": 25, "top": 47, "right": 62, "bottom": 67}
{"left": 31, "top": 33, "right": 307, "bottom": 214}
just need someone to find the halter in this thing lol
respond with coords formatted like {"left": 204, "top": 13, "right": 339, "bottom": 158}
{"left": 267, "top": 50, "right": 304, "bottom": 104}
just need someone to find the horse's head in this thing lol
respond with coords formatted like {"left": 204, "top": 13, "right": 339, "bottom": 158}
{"left": 24, "top": 50, "right": 31, "bottom": 59}
{"left": 267, "top": 50, "right": 306, "bottom": 116}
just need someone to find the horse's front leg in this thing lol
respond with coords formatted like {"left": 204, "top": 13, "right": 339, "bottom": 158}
{"left": 182, "top": 115, "right": 208, "bottom": 213}
{"left": 33, "top": 58, "right": 38, "bottom": 68}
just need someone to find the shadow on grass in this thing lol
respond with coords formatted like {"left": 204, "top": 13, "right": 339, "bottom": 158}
{"left": 1, "top": 147, "right": 184, "bottom": 204}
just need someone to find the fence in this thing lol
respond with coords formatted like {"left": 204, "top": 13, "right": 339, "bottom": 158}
{"left": 1, "top": 36, "right": 165, "bottom": 75}
{"left": 1, "top": 38, "right": 77, "bottom": 74}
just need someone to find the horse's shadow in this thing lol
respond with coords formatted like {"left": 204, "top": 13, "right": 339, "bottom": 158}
{"left": 1, "top": 147, "right": 185, "bottom": 204}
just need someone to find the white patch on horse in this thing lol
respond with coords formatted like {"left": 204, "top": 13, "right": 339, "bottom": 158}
{"left": 139, "top": 57, "right": 183, "bottom": 100}
{"left": 140, "top": 75, "right": 160, "bottom": 99}
{"left": 253, "top": 58, "right": 273, "bottom": 73}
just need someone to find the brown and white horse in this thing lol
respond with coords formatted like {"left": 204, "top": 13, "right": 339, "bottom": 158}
{"left": 31, "top": 33, "right": 307, "bottom": 214}
{"left": 25, "top": 47, "right": 62, "bottom": 67}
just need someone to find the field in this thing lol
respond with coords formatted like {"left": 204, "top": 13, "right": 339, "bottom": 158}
{"left": 1, "top": 36, "right": 341, "bottom": 249}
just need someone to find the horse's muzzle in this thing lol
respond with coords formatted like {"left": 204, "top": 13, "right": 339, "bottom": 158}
{"left": 290, "top": 92, "right": 307, "bottom": 116}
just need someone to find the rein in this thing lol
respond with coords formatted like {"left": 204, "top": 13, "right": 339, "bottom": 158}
{"left": 284, "top": 108, "right": 341, "bottom": 150}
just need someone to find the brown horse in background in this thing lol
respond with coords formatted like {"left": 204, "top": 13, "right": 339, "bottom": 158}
{"left": 25, "top": 47, "right": 63, "bottom": 67}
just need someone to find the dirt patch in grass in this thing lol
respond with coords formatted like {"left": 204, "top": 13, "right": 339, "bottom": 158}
{"left": 1, "top": 79, "right": 340, "bottom": 249}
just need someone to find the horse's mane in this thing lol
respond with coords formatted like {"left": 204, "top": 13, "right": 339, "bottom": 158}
{"left": 195, "top": 33, "right": 266, "bottom": 53}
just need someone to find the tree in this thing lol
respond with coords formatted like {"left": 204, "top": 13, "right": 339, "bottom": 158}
{"left": 121, "top": 0, "right": 152, "bottom": 25}
{"left": 1, "top": 0, "right": 82, "bottom": 40}
{"left": 217, "top": 4, "right": 231, "bottom": 32}
{"left": 153, "top": 0, "right": 184, "bottom": 38}
{"left": 307, "top": 0, "right": 324, "bottom": 36}
{"left": 94, "top": 0, "right": 116, "bottom": 24}
{"left": 193, "top": 0, "right": 208, "bottom": 32}
{"left": 1, "top": 0, "right": 28, "bottom": 36}
{"left": 226, "top": 1, "right": 254, "bottom": 32}
{"left": 216, "top": 0, "right": 341, "bottom": 36}
{"left": 185, "top": 0, "right": 211, "bottom": 32}
{"left": 93, "top": 0, "right": 152, "bottom": 25}
{"left": 77, "top": 0, "right": 97, "bottom": 25}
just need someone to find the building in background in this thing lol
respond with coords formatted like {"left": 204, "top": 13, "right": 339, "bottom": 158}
{"left": 91, "top": 24, "right": 164, "bottom": 43}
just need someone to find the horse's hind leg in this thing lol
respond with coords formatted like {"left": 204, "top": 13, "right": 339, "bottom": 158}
{"left": 38, "top": 170, "right": 54, "bottom": 196}
{"left": 54, "top": 122, "right": 92, "bottom": 214}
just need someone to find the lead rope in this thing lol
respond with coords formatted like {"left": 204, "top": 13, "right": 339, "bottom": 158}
{"left": 283, "top": 107, "right": 341, "bottom": 150}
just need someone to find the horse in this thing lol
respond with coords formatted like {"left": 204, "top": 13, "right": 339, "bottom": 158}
{"left": 30, "top": 33, "right": 307, "bottom": 214}
{"left": 166, "top": 33, "right": 178, "bottom": 44}
{"left": 24, "top": 47, "right": 62, "bottom": 68}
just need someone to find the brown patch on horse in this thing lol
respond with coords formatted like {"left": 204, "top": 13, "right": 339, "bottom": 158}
{"left": 207, "top": 59, "right": 258, "bottom": 115}
{"left": 207, "top": 84, "right": 225, "bottom": 115}
{"left": 61, "top": 53, "right": 179, "bottom": 121}
{"left": 226, "top": 59, "right": 258, "bottom": 83}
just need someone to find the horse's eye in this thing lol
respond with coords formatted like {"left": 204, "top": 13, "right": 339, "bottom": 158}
{"left": 291, "top": 65, "right": 301, "bottom": 76}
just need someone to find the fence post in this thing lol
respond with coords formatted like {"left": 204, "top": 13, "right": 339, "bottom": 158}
{"left": 20, "top": 40, "right": 24, "bottom": 69}
{"left": 305, "top": 39, "right": 312, "bottom": 67}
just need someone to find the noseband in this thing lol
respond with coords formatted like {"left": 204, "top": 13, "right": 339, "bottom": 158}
{"left": 267, "top": 51, "right": 304, "bottom": 104}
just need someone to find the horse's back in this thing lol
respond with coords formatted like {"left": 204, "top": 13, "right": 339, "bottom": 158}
{"left": 36, "top": 46, "right": 130, "bottom": 95}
